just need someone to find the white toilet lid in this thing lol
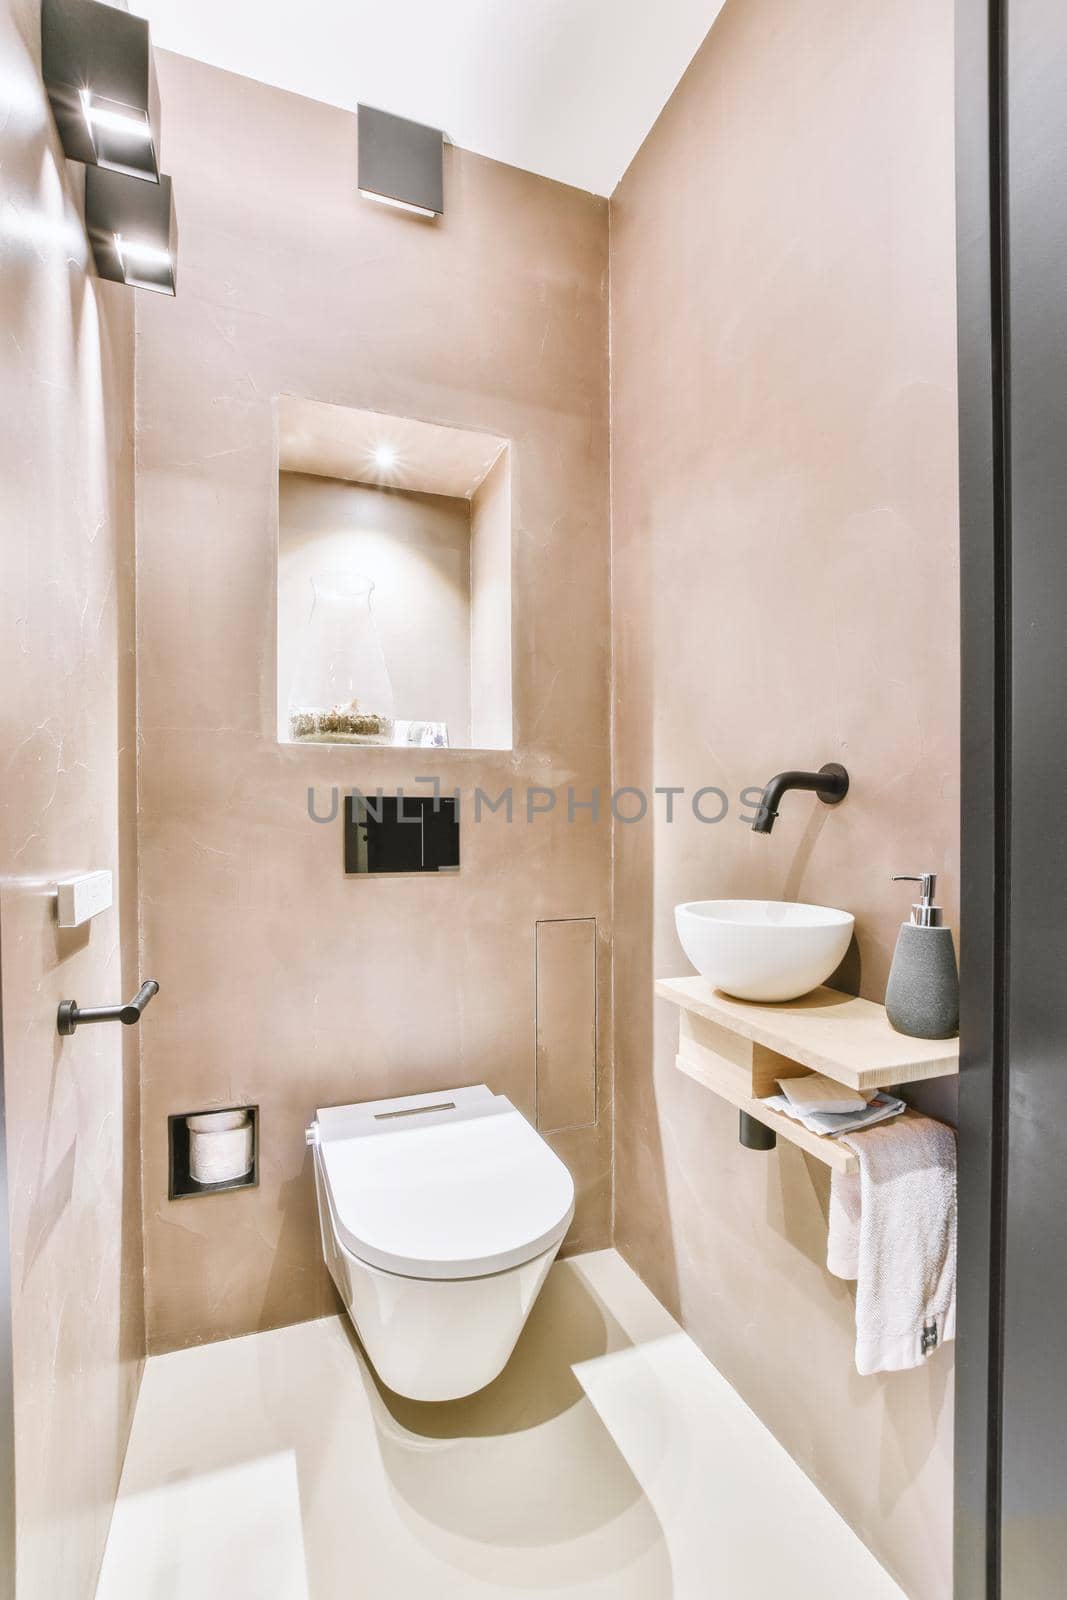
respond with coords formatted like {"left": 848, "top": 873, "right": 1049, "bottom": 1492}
{"left": 313, "top": 1085, "right": 576, "bottom": 1280}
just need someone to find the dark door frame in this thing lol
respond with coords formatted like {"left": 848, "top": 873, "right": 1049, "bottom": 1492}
{"left": 955, "top": 0, "right": 1009, "bottom": 1593}
{"left": 952, "top": 0, "right": 1067, "bottom": 1592}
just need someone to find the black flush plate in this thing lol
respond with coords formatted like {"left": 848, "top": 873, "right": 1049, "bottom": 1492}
{"left": 344, "top": 795, "right": 459, "bottom": 875}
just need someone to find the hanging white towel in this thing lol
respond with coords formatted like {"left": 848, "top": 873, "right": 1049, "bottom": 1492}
{"left": 827, "top": 1113, "right": 956, "bottom": 1376}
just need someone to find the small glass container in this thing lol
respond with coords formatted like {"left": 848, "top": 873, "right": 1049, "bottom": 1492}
{"left": 287, "top": 572, "right": 396, "bottom": 744}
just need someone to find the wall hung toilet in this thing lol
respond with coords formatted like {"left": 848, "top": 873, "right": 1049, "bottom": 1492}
{"left": 308, "top": 1084, "right": 576, "bottom": 1401}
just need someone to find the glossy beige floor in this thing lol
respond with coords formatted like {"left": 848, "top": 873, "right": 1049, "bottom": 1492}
{"left": 95, "top": 1250, "right": 903, "bottom": 1599}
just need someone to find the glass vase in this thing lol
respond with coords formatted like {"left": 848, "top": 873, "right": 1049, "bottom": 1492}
{"left": 287, "top": 572, "right": 395, "bottom": 744}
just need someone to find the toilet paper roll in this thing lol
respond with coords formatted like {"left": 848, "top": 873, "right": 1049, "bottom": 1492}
{"left": 189, "top": 1121, "right": 253, "bottom": 1184}
{"left": 187, "top": 1109, "right": 249, "bottom": 1134}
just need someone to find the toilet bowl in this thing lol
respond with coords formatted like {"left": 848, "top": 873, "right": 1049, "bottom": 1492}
{"left": 307, "top": 1084, "right": 575, "bottom": 1401}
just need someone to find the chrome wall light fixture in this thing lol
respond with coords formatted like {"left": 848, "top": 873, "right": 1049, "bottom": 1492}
{"left": 357, "top": 105, "right": 444, "bottom": 219}
{"left": 42, "top": 0, "right": 161, "bottom": 183}
{"left": 85, "top": 166, "right": 177, "bottom": 296}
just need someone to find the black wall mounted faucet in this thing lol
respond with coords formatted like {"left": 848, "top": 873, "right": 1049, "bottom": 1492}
{"left": 751, "top": 764, "right": 849, "bottom": 834}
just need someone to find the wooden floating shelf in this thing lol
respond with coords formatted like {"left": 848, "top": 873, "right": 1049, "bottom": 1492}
{"left": 656, "top": 977, "right": 959, "bottom": 1090}
{"left": 657, "top": 976, "right": 959, "bottom": 1174}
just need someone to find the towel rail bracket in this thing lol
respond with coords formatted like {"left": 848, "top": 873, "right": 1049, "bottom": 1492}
{"left": 57, "top": 979, "right": 159, "bottom": 1037}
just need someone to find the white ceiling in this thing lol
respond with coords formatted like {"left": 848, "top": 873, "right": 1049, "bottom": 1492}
{"left": 128, "top": 0, "right": 727, "bottom": 197}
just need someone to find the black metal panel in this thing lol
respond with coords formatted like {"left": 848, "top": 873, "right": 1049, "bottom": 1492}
{"left": 954, "top": 2, "right": 1009, "bottom": 1592}
{"left": 422, "top": 799, "right": 461, "bottom": 871}
{"left": 344, "top": 795, "right": 459, "bottom": 875}
{"left": 959, "top": 0, "right": 1067, "bottom": 1590}
{"left": 42, "top": 0, "right": 160, "bottom": 182}
{"left": 999, "top": 0, "right": 1067, "bottom": 1591}
{"left": 357, "top": 105, "right": 444, "bottom": 216}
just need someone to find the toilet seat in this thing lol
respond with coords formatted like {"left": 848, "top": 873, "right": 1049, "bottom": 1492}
{"left": 312, "top": 1084, "right": 575, "bottom": 1281}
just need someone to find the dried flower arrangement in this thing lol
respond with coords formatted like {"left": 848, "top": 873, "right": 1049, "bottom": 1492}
{"left": 289, "top": 703, "right": 394, "bottom": 744}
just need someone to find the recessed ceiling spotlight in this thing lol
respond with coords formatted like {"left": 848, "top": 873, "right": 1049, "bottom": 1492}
{"left": 374, "top": 445, "right": 398, "bottom": 470}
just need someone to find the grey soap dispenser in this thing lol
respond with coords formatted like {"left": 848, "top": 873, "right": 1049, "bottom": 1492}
{"left": 885, "top": 872, "right": 959, "bottom": 1039}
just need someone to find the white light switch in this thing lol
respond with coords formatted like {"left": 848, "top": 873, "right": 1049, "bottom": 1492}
{"left": 56, "top": 870, "right": 113, "bottom": 928}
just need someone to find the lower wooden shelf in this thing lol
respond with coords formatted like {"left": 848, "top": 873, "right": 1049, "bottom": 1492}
{"left": 675, "top": 1047, "right": 860, "bottom": 1173}
{"left": 672, "top": 1006, "right": 928, "bottom": 1174}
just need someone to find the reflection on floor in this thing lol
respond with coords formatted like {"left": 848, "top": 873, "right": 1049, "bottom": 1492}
{"left": 95, "top": 1249, "right": 903, "bottom": 1599}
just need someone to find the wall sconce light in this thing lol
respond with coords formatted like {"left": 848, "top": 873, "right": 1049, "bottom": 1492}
{"left": 357, "top": 105, "right": 444, "bottom": 219}
{"left": 42, "top": 0, "right": 161, "bottom": 183}
{"left": 85, "top": 166, "right": 177, "bottom": 295}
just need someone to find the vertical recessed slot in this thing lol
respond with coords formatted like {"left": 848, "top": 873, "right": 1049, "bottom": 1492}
{"left": 535, "top": 918, "right": 598, "bottom": 1132}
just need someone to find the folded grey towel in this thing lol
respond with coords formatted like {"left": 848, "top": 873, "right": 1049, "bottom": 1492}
{"left": 763, "top": 1089, "right": 905, "bottom": 1137}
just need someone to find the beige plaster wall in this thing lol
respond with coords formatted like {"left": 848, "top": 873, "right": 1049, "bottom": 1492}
{"left": 470, "top": 450, "right": 513, "bottom": 750}
{"left": 0, "top": 3, "right": 143, "bottom": 1594}
{"left": 135, "top": 52, "right": 612, "bottom": 1353}
{"left": 609, "top": 1, "right": 959, "bottom": 1596}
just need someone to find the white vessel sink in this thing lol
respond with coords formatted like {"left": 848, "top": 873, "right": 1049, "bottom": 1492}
{"left": 674, "top": 899, "right": 854, "bottom": 1003}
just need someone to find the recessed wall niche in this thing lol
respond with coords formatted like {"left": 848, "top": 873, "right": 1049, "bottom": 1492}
{"left": 276, "top": 396, "right": 512, "bottom": 751}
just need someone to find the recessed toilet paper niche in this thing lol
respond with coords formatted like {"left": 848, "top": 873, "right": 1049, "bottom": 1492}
{"left": 169, "top": 1106, "right": 259, "bottom": 1199}
{"left": 276, "top": 395, "right": 513, "bottom": 752}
